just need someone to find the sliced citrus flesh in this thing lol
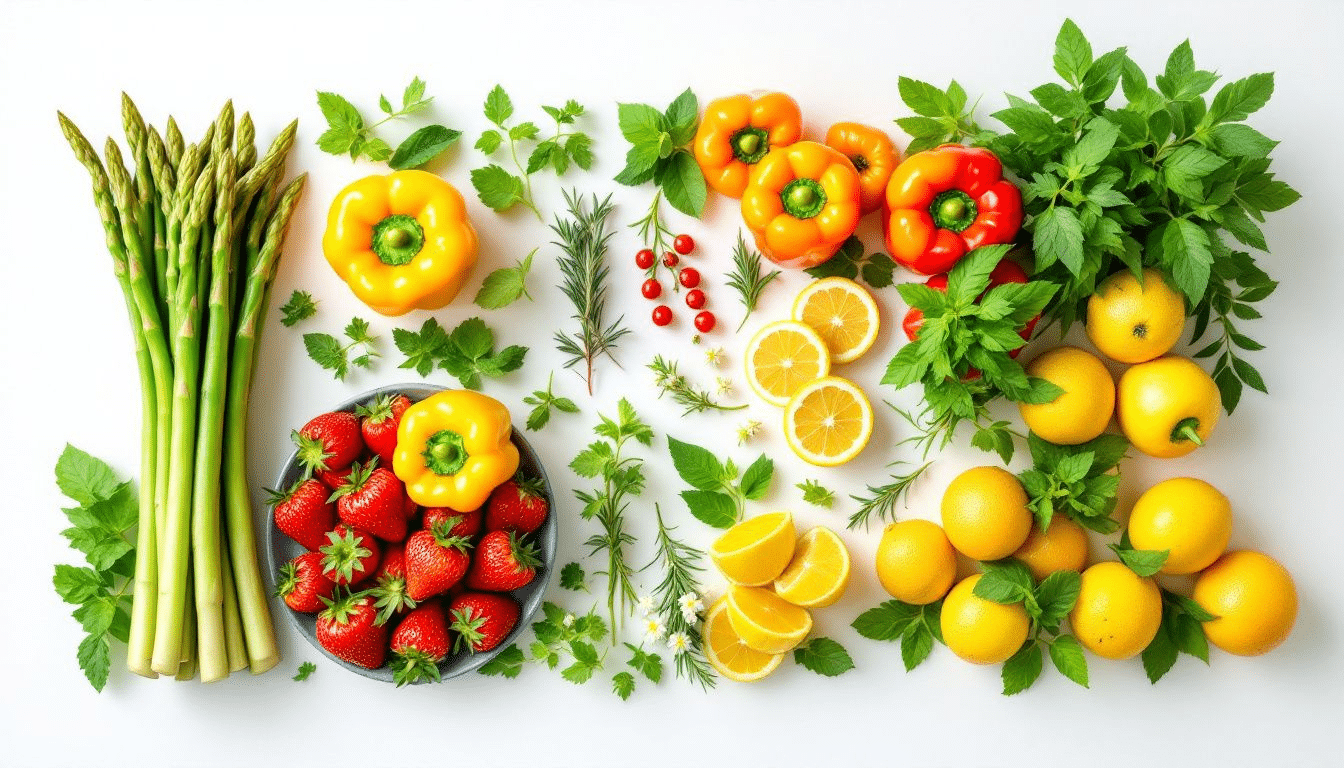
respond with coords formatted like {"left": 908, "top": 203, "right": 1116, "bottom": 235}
{"left": 709, "top": 511, "right": 796, "bottom": 586}
{"left": 783, "top": 376, "right": 873, "bottom": 466}
{"left": 745, "top": 320, "right": 831, "bottom": 406}
{"left": 703, "top": 597, "right": 784, "bottom": 682}
{"left": 773, "top": 526, "right": 851, "bottom": 608}
{"left": 791, "top": 277, "right": 880, "bottom": 364}
{"left": 725, "top": 585, "right": 813, "bottom": 654}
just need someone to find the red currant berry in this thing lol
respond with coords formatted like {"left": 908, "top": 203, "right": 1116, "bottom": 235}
{"left": 685, "top": 288, "right": 706, "bottom": 310}
{"left": 662, "top": 251, "right": 679, "bottom": 268}
{"left": 694, "top": 311, "right": 716, "bottom": 333}
{"left": 635, "top": 248, "right": 655, "bottom": 270}
{"left": 679, "top": 267, "right": 701, "bottom": 289}
{"left": 652, "top": 305, "right": 673, "bottom": 327}
{"left": 673, "top": 234, "right": 695, "bottom": 255}
{"left": 641, "top": 278, "right": 662, "bottom": 300}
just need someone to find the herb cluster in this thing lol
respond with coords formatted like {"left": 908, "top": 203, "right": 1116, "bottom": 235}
{"left": 472, "top": 86, "right": 592, "bottom": 219}
{"left": 666, "top": 436, "right": 774, "bottom": 529}
{"left": 973, "top": 560, "right": 1087, "bottom": 695}
{"left": 1018, "top": 432, "right": 1128, "bottom": 534}
{"left": 392, "top": 316, "right": 527, "bottom": 389}
{"left": 304, "top": 317, "right": 378, "bottom": 380}
{"left": 614, "top": 88, "right": 706, "bottom": 216}
{"left": 804, "top": 236, "right": 895, "bottom": 289}
{"left": 316, "top": 77, "right": 460, "bottom": 169}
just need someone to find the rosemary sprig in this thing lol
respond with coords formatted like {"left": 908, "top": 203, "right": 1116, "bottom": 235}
{"left": 725, "top": 232, "right": 781, "bottom": 331}
{"left": 646, "top": 505, "right": 716, "bottom": 689}
{"left": 570, "top": 399, "right": 653, "bottom": 632}
{"left": 847, "top": 461, "right": 933, "bottom": 531}
{"left": 649, "top": 355, "right": 747, "bottom": 416}
{"left": 553, "top": 189, "right": 628, "bottom": 395}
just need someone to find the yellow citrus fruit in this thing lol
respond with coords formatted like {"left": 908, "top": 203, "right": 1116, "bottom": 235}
{"left": 1018, "top": 346, "right": 1115, "bottom": 445}
{"left": 1128, "top": 477, "right": 1232, "bottom": 575}
{"left": 1117, "top": 356, "right": 1221, "bottom": 458}
{"left": 1069, "top": 561, "right": 1163, "bottom": 660}
{"left": 782, "top": 376, "right": 874, "bottom": 466}
{"left": 940, "top": 574, "right": 1031, "bottom": 665}
{"left": 703, "top": 597, "right": 784, "bottom": 682}
{"left": 744, "top": 320, "right": 831, "bottom": 406}
{"left": 709, "top": 511, "right": 796, "bottom": 586}
{"left": 1194, "top": 550, "right": 1297, "bottom": 657}
{"left": 1086, "top": 268, "right": 1187, "bottom": 363}
{"left": 875, "top": 519, "right": 957, "bottom": 605}
{"left": 941, "top": 466, "right": 1033, "bottom": 561}
{"left": 1013, "top": 516, "right": 1090, "bottom": 582}
{"left": 725, "top": 585, "right": 813, "bottom": 654}
{"left": 791, "top": 277, "right": 881, "bottom": 364}
{"left": 773, "top": 527, "right": 852, "bottom": 608}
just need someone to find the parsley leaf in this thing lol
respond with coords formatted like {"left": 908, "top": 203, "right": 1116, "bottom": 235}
{"left": 478, "top": 644, "right": 526, "bottom": 678}
{"left": 805, "top": 236, "right": 896, "bottom": 289}
{"left": 559, "top": 562, "right": 586, "bottom": 591}
{"left": 292, "top": 661, "right": 317, "bottom": 681}
{"left": 303, "top": 317, "right": 378, "bottom": 381}
{"left": 473, "top": 86, "right": 592, "bottom": 220}
{"left": 315, "top": 78, "right": 457, "bottom": 168}
{"left": 611, "top": 671, "right": 635, "bottom": 700}
{"left": 474, "top": 248, "right": 536, "bottom": 309}
{"left": 523, "top": 372, "right": 579, "bottom": 431}
{"left": 438, "top": 317, "right": 527, "bottom": 390}
{"left": 393, "top": 317, "right": 452, "bottom": 378}
{"left": 797, "top": 479, "right": 835, "bottom": 508}
{"left": 278, "top": 290, "right": 317, "bottom": 327}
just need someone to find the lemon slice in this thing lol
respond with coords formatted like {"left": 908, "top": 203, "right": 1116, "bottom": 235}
{"left": 783, "top": 376, "right": 874, "bottom": 466}
{"left": 791, "top": 277, "right": 881, "bottom": 364}
{"left": 703, "top": 597, "right": 784, "bottom": 682}
{"left": 725, "top": 585, "right": 813, "bottom": 654}
{"left": 772, "top": 527, "right": 852, "bottom": 608}
{"left": 709, "top": 511, "right": 796, "bottom": 586}
{"left": 744, "top": 320, "right": 831, "bottom": 407}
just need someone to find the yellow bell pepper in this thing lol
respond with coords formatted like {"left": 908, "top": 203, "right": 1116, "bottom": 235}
{"left": 322, "top": 170, "right": 478, "bottom": 316}
{"left": 740, "top": 140, "right": 861, "bottom": 268}
{"left": 393, "top": 389, "right": 519, "bottom": 511}
{"left": 693, "top": 92, "right": 803, "bottom": 198}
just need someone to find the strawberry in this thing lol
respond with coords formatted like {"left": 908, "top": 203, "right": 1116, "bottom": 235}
{"left": 367, "top": 541, "right": 417, "bottom": 623}
{"left": 449, "top": 592, "right": 520, "bottom": 653}
{"left": 318, "top": 524, "right": 381, "bottom": 586}
{"left": 404, "top": 519, "right": 473, "bottom": 601}
{"left": 330, "top": 460, "right": 407, "bottom": 542}
{"left": 316, "top": 591, "right": 387, "bottom": 669}
{"left": 422, "top": 506, "right": 483, "bottom": 538}
{"left": 466, "top": 530, "right": 541, "bottom": 592}
{"left": 294, "top": 410, "right": 363, "bottom": 477}
{"left": 355, "top": 393, "right": 411, "bottom": 466}
{"left": 484, "top": 476, "right": 549, "bottom": 534}
{"left": 316, "top": 462, "right": 357, "bottom": 492}
{"left": 390, "top": 601, "right": 451, "bottom": 686}
{"left": 276, "top": 552, "right": 336, "bottom": 613}
{"left": 269, "top": 478, "right": 336, "bottom": 551}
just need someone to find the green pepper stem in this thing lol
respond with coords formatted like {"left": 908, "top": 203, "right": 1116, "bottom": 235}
{"left": 730, "top": 127, "right": 769, "bottom": 164}
{"left": 423, "top": 429, "right": 469, "bottom": 476}
{"left": 1171, "top": 417, "right": 1205, "bottom": 446}
{"left": 371, "top": 214, "right": 425, "bottom": 266}
{"left": 929, "top": 189, "right": 978, "bottom": 233}
{"left": 780, "top": 178, "right": 827, "bottom": 219}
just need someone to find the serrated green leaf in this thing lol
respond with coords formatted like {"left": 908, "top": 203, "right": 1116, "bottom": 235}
{"left": 852, "top": 600, "right": 920, "bottom": 641}
{"left": 898, "top": 76, "right": 954, "bottom": 117}
{"left": 1205, "top": 73, "right": 1274, "bottom": 126}
{"left": 475, "top": 129, "right": 502, "bottom": 155}
{"left": 681, "top": 490, "right": 737, "bottom": 529}
{"left": 390, "top": 125, "right": 460, "bottom": 170}
{"left": 483, "top": 84, "right": 513, "bottom": 126}
{"left": 1033, "top": 206, "right": 1085, "bottom": 276}
{"left": 611, "top": 671, "right": 635, "bottom": 700}
{"left": 474, "top": 249, "right": 535, "bottom": 309}
{"left": 667, "top": 436, "right": 725, "bottom": 491}
{"left": 479, "top": 643, "right": 526, "bottom": 678}
{"left": 1001, "top": 642, "right": 1043, "bottom": 696}
{"left": 77, "top": 632, "right": 111, "bottom": 692}
{"left": 55, "top": 445, "right": 121, "bottom": 506}
{"left": 470, "top": 165, "right": 524, "bottom": 211}
{"left": 656, "top": 151, "right": 707, "bottom": 217}
{"left": 900, "top": 622, "right": 935, "bottom": 672}
{"left": 739, "top": 455, "right": 774, "bottom": 501}
{"left": 794, "top": 637, "right": 855, "bottom": 677}
{"left": 1049, "top": 635, "right": 1090, "bottom": 688}
{"left": 316, "top": 91, "right": 362, "bottom": 130}
{"left": 1053, "top": 19, "right": 1093, "bottom": 86}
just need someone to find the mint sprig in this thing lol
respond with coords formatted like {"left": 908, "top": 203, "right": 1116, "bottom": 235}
{"left": 852, "top": 599, "right": 944, "bottom": 672}
{"left": 973, "top": 560, "right": 1089, "bottom": 695}
{"left": 303, "top": 317, "right": 378, "bottom": 380}
{"left": 472, "top": 86, "right": 592, "bottom": 220}
{"left": 315, "top": 78, "right": 460, "bottom": 169}
{"left": 614, "top": 88, "right": 706, "bottom": 217}
{"left": 666, "top": 436, "right": 773, "bottom": 529}
{"left": 1018, "top": 432, "right": 1128, "bottom": 534}
{"left": 392, "top": 316, "right": 527, "bottom": 389}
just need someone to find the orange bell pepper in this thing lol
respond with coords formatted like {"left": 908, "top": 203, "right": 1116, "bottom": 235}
{"left": 740, "top": 140, "right": 861, "bottom": 269}
{"left": 693, "top": 92, "right": 802, "bottom": 198}
{"left": 825, "top": 122, "right": 900, "bottom": 215}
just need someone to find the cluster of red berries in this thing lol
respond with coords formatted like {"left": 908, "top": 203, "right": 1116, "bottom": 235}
{"left": 635, "top": 234, "right": 716, "bottom": 333}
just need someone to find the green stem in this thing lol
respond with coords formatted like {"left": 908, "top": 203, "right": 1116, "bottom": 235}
{"left": 1171, "top": 417, "right": 1205, "bottom": 446}
{"left": 507, "top": 134, "right": 541, "bottom": 221}
{"left": 219, "top": 522, "right": 250, "bottom": 673}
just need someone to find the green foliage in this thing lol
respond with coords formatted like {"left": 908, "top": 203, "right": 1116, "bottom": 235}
{"left": 278, "top": 290, "right": 317, "bottom": 327}
{"left": 645, "top": 506, "right": 716, "bottom": 688}
{"left": 292, "top": 661, "right": 317, "bottom": 681}
{"left": 666, "top": 436, "right": 774, "bottom": 528}
{"left": 804, "top": 236, "right": 896, "bottom": 289}
{"left": 303, "top": 317, "right": 377, "bottom": 380}
{"left": 725, "top": 233, "right": 781, "bottom": 331}
{"left": 972, "top": 559, "right": 1089, "bottom": 694}
{"left": 53, "top": 445, "right": 137, "bottom": 692}
{"left": 523, "top": 372, "right": 579, "bottom": 432}
{"left": 1017, "top": 432, "right": 1128, "bottom": 533}
{"left": 392, "top": 316, "right": 526, "bottom": 389}
{"left": 852, "top": 599, "right": 943, "bottom": 672}
{"left": 472, "top": 86, "right": 592, "bottom": 219}
{"left": 474, "top": 248, "right": 536, "bottom": 309}
{"left": 797, "top": 479, "right": 835, "bottom": 509}
{"left": 793, "top": 637, "right": 855, "bottom": 677}
{"left": 552, "top": 191, "right": 627, "bottom": 395}
{"left": 1142, "top": 590, "right": 1217, "bottom": 683}
{"left": 649, "top": 355, "right": 747, "bottom": 416}
{"left": 559, "top": 562, "right": 587, "bottom": 591}
{"left": 315, "top": 78, "right": 459, "bottom": 168}
{"left": 614, "top": 88, "right": 706, "bottom": 216}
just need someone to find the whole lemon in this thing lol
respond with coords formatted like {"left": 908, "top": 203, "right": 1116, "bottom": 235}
{"left": 941, "top": 466, "right": 1033, "bottom": 561}
{"left": 1086, "top": 268, "right": 1186, "bottom": 363}
{"left": 1013, "top": 516, "right": 1090, "bottom": 581}
{"left": 1194, "top": 550, "right": 1297, "bottom": 656}
{"left": 1070, "top": 561, "right": 1163, "bottom": 660}
{"left": 1117, "top": 356, "right": 1221, "bottom": 458}
{"left": 875, "top": 519, "right": 958, "bottom": 605}
{"left": 1018, "top": 346, "right": 1116, "bottom": 445}
{"left": 940, "top": 574, "right": 1031, "bottom": 665}
{"left": 1128, "top": 478, "right": 1232, "bottom": 575}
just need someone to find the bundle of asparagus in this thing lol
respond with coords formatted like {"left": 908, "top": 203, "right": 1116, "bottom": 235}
{"left": 59, "top": 96, "right": 306, "bottom": 682}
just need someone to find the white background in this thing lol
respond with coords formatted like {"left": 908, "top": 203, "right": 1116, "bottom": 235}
{"left": 3, "top": 0, "right": 1342, "bottom": 765}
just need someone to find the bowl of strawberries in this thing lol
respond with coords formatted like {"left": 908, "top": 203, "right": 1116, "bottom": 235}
{"left": 266, "top": 383, "right": 556, "bottom": 684}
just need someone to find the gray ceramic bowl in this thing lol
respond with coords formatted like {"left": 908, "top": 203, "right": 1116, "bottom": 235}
{"left": 265, "top": 383, "right": 556, "bottom": 682}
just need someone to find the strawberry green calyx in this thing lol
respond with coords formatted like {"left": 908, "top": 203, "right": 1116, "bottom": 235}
{"left": 507, "top": 532, "right": 542, "bottom": 572}
{"left": 318, "top": 591, "right": 369, "bottom": 626}
{"left": 515, "top": 474, "right": 546, "bottom": 500}
{"left": 319, "top": 529, "right": 373, "bottom": 584}
{"left": 429, "top": 519, "right": 473, "bottom": 552}
{"left": 391, "top": 647, "right": 443, "bottom": 686}
{"left": 326, "top": 458, "right": 379, "bottom": 502}
{"left": 275, "top": 562, "right": 302, "bottom": 599}
{"left": 292, "top": 429, "right": 336, "bottom": 476}
{"left": 369, "top": 575, "right": 417, "bottom": 625}
{"left": 264, "top": 479, "right": 303, "bottom": 506}
{"left": 355, "top": 393, "right": 398, "bottom": 424}
{"left": 450, "top": 606, "right": 489, "bottom": 653}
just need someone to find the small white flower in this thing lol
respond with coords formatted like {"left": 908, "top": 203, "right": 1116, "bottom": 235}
{"left": 562, "top": 613, "right": 576, "bottom": 628}
{"left": 637, "top": 594, "right": 657, "bottom": 616}
{"left": 704, "top": 346, "right": 725, "bottom": 367}
{"left": 677, "top": 592, "right": 704, "bottom": 620}
{"left": 667, "top": 631, "right": 691, "bottom": 654}
{"left": 643, "top": 617, "right": 667, "bottom": 643}
{"left": 716, "top": 376, "right": 733, "bottom": 396}
{"left": 737, "top": 419, "right": 762, "bottom": 445}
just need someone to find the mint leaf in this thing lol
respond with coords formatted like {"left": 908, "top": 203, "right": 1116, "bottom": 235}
{"left": 739, "top": 454, "right": 774, "bottom": 501}
{"left": 470, "top": 164, "right": 524, "bottom": 211}
{"left": 474, "top": 248, "right": 535, "bottom": 309}
{"left": 680, "top": 490, "right": 737, "bottom": 529}
{"left": 317, "top": 91, "right": 362, "bottom": 130}
{"left": 656, "top": 151, "right": 706, "bottom": 217}
{"left": 1111, "top": 544, "right": 1169, "bottom": 577}
{"left": 53, "top": 565, "right": 104, "bottom": 604}
{"left": 664, "top": 88, "right": 699, "bottom": 146}
{"left": 1001, "top": 642, "right": 1043, "bottom": 696}
{"left": 55, "top": 445, "right": 121, "bottom": 506}
{"left": 1048, "top": 635, "right": 1089, "bottom": 688}
{"left": 303, "top": 332, "right": 347, "bottom": 380}
{"left": 1162, "top": 218, "right": 1213, "bottom": 302}
{"left": 1205, "top": 72, "right": 1274, "bottom": 126}
{"left": 1033, "top": 206, "right": 1085, "bottom": 275}
{"left": 1208, "top": 123, "right": 1277, "bottom": 159}
{"left": 475, "top": 129, "right": 502, "bottom": 155}
{"left": 393, "top": 318, "right": 451, "bottom": 377}
{"left": 900, "top": 621, "right": 936, "bottom": 672}
{"left": 852, "top": 600, "right": 921, "bottom": 641}
{"left": 483, "top": 85, "right": 513, "bottom": 126}
{"left": 616, "top": 102, "right": 667, "bottom": 145}
{"left": 479, "top": 644, "right": 526, "bottom": 678}
{"left": 898, "top": 76, "right": 955, "bottom": 117}
{"left": 1163, "top": 145, "right": 1226, "bottom": 201}
{"left": 77, "top": 633, "right": 111, "bottom": 692}
{"left": 390, "top": 125, "right": 461, "bottom": 170}
{"left": 1142, "top": 621, "right": 1179, "bottom": 683}
{"left": 1052, "top": 18, "right": 1093, "bottom": 87}
{"left": 666, "top": 436, "right": 725, "bottom": 492}
{"left": 794, "top": 637, "right": 855, "bottom": 677}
